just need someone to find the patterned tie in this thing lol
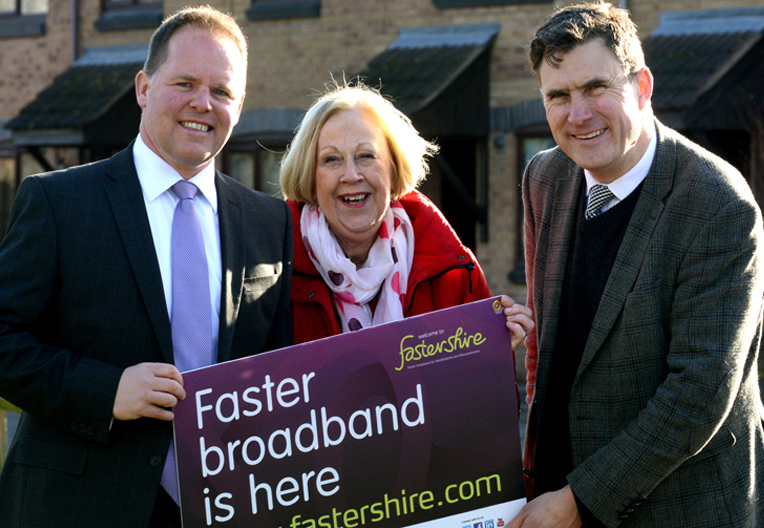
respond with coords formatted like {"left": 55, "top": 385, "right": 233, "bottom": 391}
{"left": 585, "top": 184, "right": 615, "bottom": 220}
{"left": 161, "top": 180, "right": 214, "bottom": 504}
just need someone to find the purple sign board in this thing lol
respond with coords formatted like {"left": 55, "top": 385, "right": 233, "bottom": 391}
{"left": 173, "top": 297, "right": 525, "bottom": 527}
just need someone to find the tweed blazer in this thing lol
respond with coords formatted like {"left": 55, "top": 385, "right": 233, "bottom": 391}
{"left": 0, "top": 145, "right": 293, "bottom": 527}
{"left": 522, "top": 120, "right": 764, "bottom": 527}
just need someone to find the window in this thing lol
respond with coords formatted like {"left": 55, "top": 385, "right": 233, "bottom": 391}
{"left": 0, "top": 156, "right": 15, "bottom": 239}
{"left": 0, "top": 0, "right": 46, "bottom": 16}
{"left": 433, "top": 0, "right": 548, "bottom": 8}
{"left": 101, "top": 0, "right": 160, "bottom": 12}
{"left": 247, "top": 0, "right": 320, "bottom": 22}
{"left": 96, "top": 0, "right": 162, "bottom": 31}
{"left": 508, "top": 135, "right": 556, "bottom": 285}
{"left": 521, "top": 136, "right": 556, "bottom": 169}
{"left": 223, "top": 146, "right": 284, "bottom": 197}
{"left": 0, "top": 0, "right": 46, "bottom": 38}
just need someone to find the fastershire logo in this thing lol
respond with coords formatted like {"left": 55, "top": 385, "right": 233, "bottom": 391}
{"left": 396, "top": 327, "right": 486, "bottom": 371}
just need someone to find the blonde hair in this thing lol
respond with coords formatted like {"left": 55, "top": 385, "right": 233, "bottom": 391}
{"left": 280, "top": 81, "right": 439, "bottom": 203}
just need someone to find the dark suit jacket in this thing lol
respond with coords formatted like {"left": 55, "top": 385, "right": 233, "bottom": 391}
{"left": 0, "top": 145, "right": 293, "bottom": 527}
{"left": 523, "top": 120, "right": 764, "bottom": 527}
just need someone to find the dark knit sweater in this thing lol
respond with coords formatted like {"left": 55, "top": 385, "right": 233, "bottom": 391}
{"left": 533, "top": 182, "right": 644, "bottom": 495}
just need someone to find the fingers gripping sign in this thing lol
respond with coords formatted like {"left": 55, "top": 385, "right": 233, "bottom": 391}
{"left": 113, "top": 362, "right": 186, "bottom": 421}
{"left": 500, "top": 295, "right": 535, "bottom": 351}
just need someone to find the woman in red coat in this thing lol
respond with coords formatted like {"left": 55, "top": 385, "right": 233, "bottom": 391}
{"left": 279, "top": 81, "right": 533, "bottom": 347}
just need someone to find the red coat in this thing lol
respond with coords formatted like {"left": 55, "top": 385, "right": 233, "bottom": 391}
{"left": 289, "top": 190, "right": 491, "bottom": 344}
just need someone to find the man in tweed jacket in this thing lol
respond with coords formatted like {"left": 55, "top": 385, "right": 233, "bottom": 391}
{"left": 511, "top": 3, "right": 764, "bottom": 527}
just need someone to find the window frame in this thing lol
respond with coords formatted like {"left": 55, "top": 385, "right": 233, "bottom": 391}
{"left": 221, "top": 140, "right": 288, "bottom": 196}
{"left": 0, "top": 0, "right": 46, "bottom": 38}
{"left": 0, "top": 0, "right": 46, "bottom": 18}
{"left": 247, "top": 0, "right": 320, "bottom": 22}
{"left": 95, "top": 0, "right": 162, "bottom": 32}
{"left": 433, "top": 0, "right": 548, "bottom": 8}
{"left": 100, "top": 0, "right": 161, "bottom": 12}
{"left": 507, "top": 133, "right": 556, "bottom": 285}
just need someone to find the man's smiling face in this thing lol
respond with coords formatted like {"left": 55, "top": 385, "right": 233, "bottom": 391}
{"left": 135, "top": 25, "right": 246, "bottom": 179}
{"left": 539, "top": 38, "right": 652, "bottom": 183}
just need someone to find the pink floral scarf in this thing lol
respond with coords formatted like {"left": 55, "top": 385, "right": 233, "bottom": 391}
{"left": 300, "top": 201, "right": 414, "bottom": 333}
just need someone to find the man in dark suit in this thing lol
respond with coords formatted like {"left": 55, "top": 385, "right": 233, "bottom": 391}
{"left": 0, "top": 6, "right": 292, "bottom": 528}
{"left": 511, "top": 3, "right": 764, "bottom": 527}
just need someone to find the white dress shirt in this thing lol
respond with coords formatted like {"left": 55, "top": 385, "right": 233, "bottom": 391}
{"left": 584, "top": 125, "right": 658, "bottom": 213}
{"left": 132, "top": 134, "right": 222, "bottom": 360}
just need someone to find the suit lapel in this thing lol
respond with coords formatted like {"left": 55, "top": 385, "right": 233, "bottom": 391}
{"left": 216, "top": 174, "right": 245, "bottom": 363}
{"left": 536, "top": 166, "right": 584, "bottom": 389}
{"left": 103, "top": 146, "right": 174, "bottom": 363}
{"left": 578, "top": 123, "right": 676, "bottom": 373}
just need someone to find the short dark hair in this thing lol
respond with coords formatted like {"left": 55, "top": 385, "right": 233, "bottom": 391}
{"left": 529, "top": 1, "right": 644, "bottom": 76}
{"left": 144, "top": 5, "right": 247, "bottom": 76}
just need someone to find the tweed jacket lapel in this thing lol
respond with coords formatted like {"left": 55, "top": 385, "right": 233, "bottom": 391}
{"left": 102, "top": 146, "right": 174, "bottom": 363}
{"left": 535, "top": 165, "right": 585, "bottom": 392}
{"left": 215, "top": 173, "right": 245, "bottom": 363}
{"left": 577, "top": 122, "right": 677, "bottom": 374}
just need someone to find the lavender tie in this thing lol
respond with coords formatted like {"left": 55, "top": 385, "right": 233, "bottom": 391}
{"left": 161, "top": 180, "right": 214, "bottom": 504}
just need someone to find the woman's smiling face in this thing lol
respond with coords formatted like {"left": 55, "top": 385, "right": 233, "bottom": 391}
{"left": 314, "top": 108, "right": 394, "bottom": 264}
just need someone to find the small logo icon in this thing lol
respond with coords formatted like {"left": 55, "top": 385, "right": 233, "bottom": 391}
{"left": 497, "top": 519, "right": 505, "bottom": 527}
{"left": 473, "top": 523, "right": 484, "bottom": 528}
{"left": 485, "top": 521, "right": 495, "bottom": 528}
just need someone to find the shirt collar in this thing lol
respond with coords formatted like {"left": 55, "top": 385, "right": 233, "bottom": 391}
{"left": 133, "top": 134, "right": 218, "bottom": 212}
{"left": 584, "top": 124, "right": 658, "bottom": 200}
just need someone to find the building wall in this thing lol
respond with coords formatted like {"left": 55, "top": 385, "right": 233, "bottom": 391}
{"left": 2, "top": 0, "right": 762, "bottom": 298}
{"left": 631, "top": 0, "right": 764, "bottom": 35}
{"left": 0, "top": 0, "right": 72, "bottom": 121}
{"left": 221, "top": 0, "right": 551, "bottom": 297}
{"left": 77, "top": 3, "right": 155, "bottom": 47}
{"left": 236, "top": 1, "right": 546, "bottom": 113}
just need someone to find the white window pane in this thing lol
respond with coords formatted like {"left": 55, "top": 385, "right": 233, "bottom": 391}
{"left": 229, "top": 153, "right": 255, "bottom": 189}
{"left": 21, "top": 0, "right": 47, "bottom": 14}
{"left": 258, "top": 149, "right": 282, "bottom": 197}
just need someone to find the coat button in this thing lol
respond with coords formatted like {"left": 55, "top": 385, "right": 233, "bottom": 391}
{"left": 149, "top": 456, "right": 164, "bottom": 467}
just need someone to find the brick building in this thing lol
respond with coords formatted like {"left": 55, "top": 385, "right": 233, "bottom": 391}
{"left": 3, "top": 0, "right": 764, "bottom": 293}
{"left": 1, "top": 0, "right": 764, "bottom": 392}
